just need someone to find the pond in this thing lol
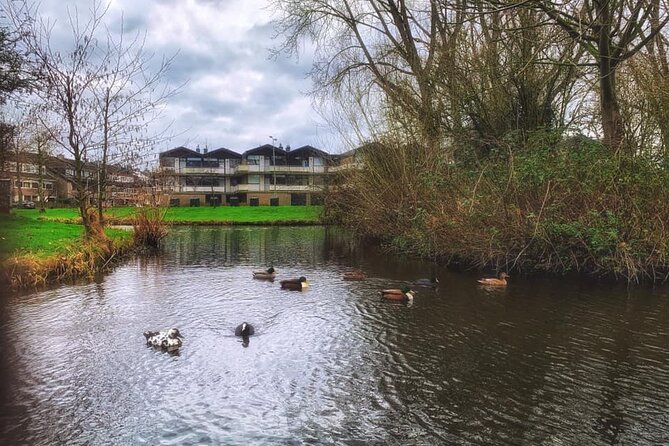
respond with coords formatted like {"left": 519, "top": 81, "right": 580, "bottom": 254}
{"left": 1, "top": 226, "right": 668, "bottom": 445}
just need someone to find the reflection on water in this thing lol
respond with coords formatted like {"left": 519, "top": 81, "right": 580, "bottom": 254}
{"left": 1, "top": 226, "right": 669, "bottom": 445}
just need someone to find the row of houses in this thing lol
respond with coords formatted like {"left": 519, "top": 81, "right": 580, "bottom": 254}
{"left": 1, "top": 143, "right": 360, "bottom": 208}
{"left": 1, "top": 153, "right": 144, "bottom": 207}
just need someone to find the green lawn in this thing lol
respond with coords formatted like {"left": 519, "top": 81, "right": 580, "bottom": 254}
{"left": 162, "top": 205, "right": 322, "bottom": 223}
{"left": 2, "top": 206, "right": 323, "bottom": 258}
{"left": 14, "top": 205, "right": 323, "bottom": 224}
{"left": 0, "top": 211, "right": 131, "bottom": 259}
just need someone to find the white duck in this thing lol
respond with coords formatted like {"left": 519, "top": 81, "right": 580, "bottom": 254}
{"left": 143, "top": 328, "right": 184, "bottom": 351}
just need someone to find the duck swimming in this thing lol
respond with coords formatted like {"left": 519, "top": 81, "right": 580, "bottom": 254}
{"left": 477, "top": 272, "right": 509, "bottom": 286}
{"left": 235, "top": 322, "right": 255, "bottom": 337}
{"left": 342, "top": 271, "right": 366, "bottom": 281}
{"left": 280, "top": 276, "right": 309, "bottom": 291}
{"left": 143, "top": 328, "right": 183, "bottom": 351}
{"left": 253, "top": 267, "right": 276, "bottom": 280}
{"left": 413, "top": 277, "right": 439, "bottom": 287}
{"left": 380, "top": 286, "right": 416, "bottom": 302}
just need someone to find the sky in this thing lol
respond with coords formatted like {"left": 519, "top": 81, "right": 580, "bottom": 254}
{"left": 29, "top": 0, "right": 346, "bottom": 160}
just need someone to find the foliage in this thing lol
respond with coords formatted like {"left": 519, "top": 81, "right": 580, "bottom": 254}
{"left": 326, "top": 133, "right": 669, "bottom": 282}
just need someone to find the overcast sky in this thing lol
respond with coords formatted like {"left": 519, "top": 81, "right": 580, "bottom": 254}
{"left": 33, "top": 0, "right": 344, "bottom": 159}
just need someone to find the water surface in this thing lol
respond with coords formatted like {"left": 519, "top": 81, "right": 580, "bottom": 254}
{"left": 1, "top": 226, "right": 668, "bottom": 445}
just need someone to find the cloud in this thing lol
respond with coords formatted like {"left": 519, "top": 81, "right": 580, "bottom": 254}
{"left": 22, "top": 0, "right": 346, "bottom": 158}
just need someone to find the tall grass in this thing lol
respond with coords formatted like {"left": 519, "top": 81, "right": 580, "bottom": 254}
{"left": 1, "top": 236, "right": 134, "bottom": 290}
{"left": 132, "top": 207, "right": 169, "bottom": 248}
{"left": 327, "top": 134, "right": 669, "bottom": 282}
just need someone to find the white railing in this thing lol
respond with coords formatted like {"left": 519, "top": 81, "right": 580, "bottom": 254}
{"left": 178, "top": 186, "right": 227, "bottom": 192}
{"left": 180, "top": 167, "right": 228, "bottom": 174}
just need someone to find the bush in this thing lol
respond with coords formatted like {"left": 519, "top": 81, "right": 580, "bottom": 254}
{"left": 326, "top": 132, "right": 669, "bottom": 282}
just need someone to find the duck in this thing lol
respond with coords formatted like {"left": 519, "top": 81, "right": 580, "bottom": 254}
{"left": 280, "top": 276, "right": 309, "bottom": 291}
{"left": 380, "top": 286, "right": 416, "bottom": 302}
{"left": 342, "top": 271, "right": 366, "bottom": 281}
{"left": 235, "top": 322, "right": 255, "bottom": 337}
{"left": 143, "top": 328, "right": 184, "bottom": 351}
{"left": 253, "top": 267, "right": 276, "bottom": 280}
{"left": 413, "top": 277, "right": 439, "bottom": 287}
{"left": 477, "top": 272, "right": 509, "bottom": 286}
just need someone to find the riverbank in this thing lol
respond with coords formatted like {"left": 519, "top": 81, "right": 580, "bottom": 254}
{"left": 1, "top": 206, "right": 324, "bottom": 290}
{"left": 327, "top": 137, "right": 669, "bottom": 283}
{"left": 0, "top": 212, "right": 134, "bottom": 290}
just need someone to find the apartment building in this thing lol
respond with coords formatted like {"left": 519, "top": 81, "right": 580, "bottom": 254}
{"left": 1, "top": 152, "right": 58, "bottom": 206}
{"left": 1, "top": 153, "right": 146, "bottom": 207}
{"left": 157, "top": 144, "right": 334, "bottom": 206}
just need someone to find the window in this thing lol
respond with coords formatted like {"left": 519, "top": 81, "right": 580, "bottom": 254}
{"left": 21, "top": 164, "right": 38, "bottom": 174}
{"left": 202, "top": 158, "right": 219, "bottom": 168}
{"left": 287, "top": 175, "right": 309, "bottom": 186}
{"left": 247, "top": 174, "right": 260, "bottom": 184}
{"left": 313, "top": 157, "right": 323, "bottom": 166}
{"left": 267, "top": 175, "right": 287, "bottom": 185}
{"left": 247, "top": 155, "right": 262, "bottom": 165}
{"left": 185, "top": 157, "right": 203, "bottom": 167}
{"left": 45, "top": 183, "right": 53, "bottom": 189}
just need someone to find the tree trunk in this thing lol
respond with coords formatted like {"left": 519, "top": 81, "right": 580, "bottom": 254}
{"left": 596, "top": 5, "right": 625, "bottom": 152}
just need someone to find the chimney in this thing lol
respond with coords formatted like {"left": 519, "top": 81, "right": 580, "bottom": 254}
{"left": 196, "top": 148, "right": 201, "bottom": 153}
{"left": 203, "top": 148, "right": 208, "bottom": 154}
{"left": 285, "top": 145, "right": 291, "bottom": 152}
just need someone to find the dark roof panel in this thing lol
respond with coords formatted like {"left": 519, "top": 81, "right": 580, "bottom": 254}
{"left": 159, "top": 146, "right": 200, "bottom": 158}
{"left": 207, "top": 147, "right": 242, "bottom": 159}
{"left": 289, "top": 145, "right": 330, "bottom": 158}
{"left": 243, "top": 144, "right": 287, "bottom": 158}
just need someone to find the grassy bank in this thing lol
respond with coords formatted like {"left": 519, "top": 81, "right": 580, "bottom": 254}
{"left": 0, "top": 212, "right": 134, "bottom": 290}
{"left": 1, "top": 205, "right": 322, "bottom": 290}
{"left": 0, "top": 212, "right": 131, "bottom": 258}
{"left": 15, "top": 205, "right": 324, "bottom": 225}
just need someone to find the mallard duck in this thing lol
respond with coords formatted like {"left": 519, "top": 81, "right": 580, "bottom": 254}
{"left": 280, "top": 276, "right": 309, "bottom": 291}
{"left": 477, "top": 272, "right": 509, "bottom": 286}
{"left": 380, "top": 286, "right": 416, "bottom": 302}
{"left": 343, "top": 271, "right": 366, "bottom": 281}
{"left": 413, "top": 277, "right": 439, "bottom": 287}
{"left": 143, "top": 328, "right": 183, "bottom": 351}
{"left": 235, "top": 322, "right": 255, "bottom": 337}
{"left": 253, "top": 267, "right": 276, "bottom": 280}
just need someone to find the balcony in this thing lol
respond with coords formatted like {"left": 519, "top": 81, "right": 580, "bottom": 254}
{"left": 180, "top": 167, "right": 228, "bottom": 175}
{"left": 177, "top": 186, "right": 227, "bottom": 193}
{"left": 233, "top": 164, "right": 326, "bottom": 174}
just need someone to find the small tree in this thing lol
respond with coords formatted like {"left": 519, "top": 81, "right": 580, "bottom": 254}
{"left": 8, "top": 1, "right": 177, "bottom": 235}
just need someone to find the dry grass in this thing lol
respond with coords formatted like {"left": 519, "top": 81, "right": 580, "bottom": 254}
{"left": 327, "top": 137, "right": 669, "bottom": 282}
{"left": 1, "top": 236, "right": 134, "bottom": 290}
{"left": 132, "top": 207, "right": 169, "bottom": 248}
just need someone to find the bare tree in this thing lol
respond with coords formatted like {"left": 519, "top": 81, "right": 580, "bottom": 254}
{"left": 272, "top": 0, "right": 462, "bottom": 159}
{"left": 524, "top": 0, "right": 669, "bottom": 151}
{"left": 8, "top": 1, "right": 177, "bottom": 235}
{"left": 91, "top": 22, "right": 178, "bottom": 223}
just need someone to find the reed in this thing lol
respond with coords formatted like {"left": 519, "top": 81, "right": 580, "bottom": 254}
{"left": 1, "top": 236, "right": 134, "bottom": 290}
{"left": 132, "top": 206, "right": 169, "bottom": 248}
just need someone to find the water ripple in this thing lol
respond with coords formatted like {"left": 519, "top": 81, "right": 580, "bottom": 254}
{"left": 1, "top": 226, "right": 669, "bottom": 445}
